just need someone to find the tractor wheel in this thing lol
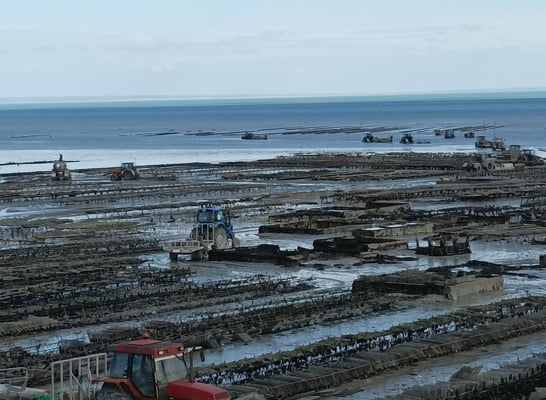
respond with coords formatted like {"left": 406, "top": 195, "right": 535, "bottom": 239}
{"left": 122, "top": 170, "right": 135, "bottom": 180}
{"left": 213, "top": 227, "right": 228, "bottom": 250}
{"left": 191, "top": 249, "right": 204, "bottom": 261}
{"left": 169, "top": 252, "right": 178, "bottom": 262}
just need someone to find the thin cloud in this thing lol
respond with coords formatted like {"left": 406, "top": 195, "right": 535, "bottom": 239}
{"left": 97, "top": 33, "right": 165, "bottom": 51}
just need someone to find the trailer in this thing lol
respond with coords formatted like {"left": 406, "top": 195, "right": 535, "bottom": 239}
{"left": 165, "top": 238, "right": 210, "bottom": 261}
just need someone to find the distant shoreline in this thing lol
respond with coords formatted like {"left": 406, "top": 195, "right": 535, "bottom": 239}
{"left": 1, "top": 89, "right": 546, "bottom": 110}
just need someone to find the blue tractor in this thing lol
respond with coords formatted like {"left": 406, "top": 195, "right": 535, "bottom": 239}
{"left": 167, "top": 206, "right": 239, "bottom": 261}
{"left": 192, "top": 207, "right": 236, "bottom": 248}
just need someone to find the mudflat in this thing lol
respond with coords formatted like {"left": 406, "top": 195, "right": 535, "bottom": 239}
{"left": 2, "top": 152, "right": 546, "bottom": 399}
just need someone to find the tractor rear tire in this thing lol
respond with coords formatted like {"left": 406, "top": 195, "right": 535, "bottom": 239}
{"left": 122, "top": 170, "right": 135, "bottom": 180}
{"left": 213, "top": 227, "right": 228, "bottom": 250}
{"left": 169, "top": 252, "right": 178, "bottom": 262}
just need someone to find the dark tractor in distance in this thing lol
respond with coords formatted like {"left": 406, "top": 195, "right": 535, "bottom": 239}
{"left": 112, "top": 162, "right": 140, "bottom": 180}
{"left": 52, "top": 154, "right": 71, "bottom": 181}
{"left": 400, "top": 133, "right": 414, "bottom": 144}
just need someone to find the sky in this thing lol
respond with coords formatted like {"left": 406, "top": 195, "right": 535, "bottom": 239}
{"left": 2, "top": 0, "right": 546, "bottom": 99}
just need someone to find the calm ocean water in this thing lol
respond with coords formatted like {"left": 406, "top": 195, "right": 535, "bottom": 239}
{"left": 1, "top": 94, "right": 546, "bottom": 171}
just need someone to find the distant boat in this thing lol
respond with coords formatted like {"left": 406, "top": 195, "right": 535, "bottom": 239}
{"left": 434, "top": 129, "right": 455, "bottom": 139}
{"left": 444, "top": 130, "right": 455, "bottom": 139}
{"left": 475, "top": 135, "right": 505, "bottom": 151}
{"left": 434, "top": 128, "right": 454, "bottom": 138}
{"left": 241, "top": 132, "right": 268, "bottom": 140}
{"left": 362, "top": 133, "right": 393, "bottom": 143}
{"left": 400, "top": 133, "right": 414, "bottom": 144}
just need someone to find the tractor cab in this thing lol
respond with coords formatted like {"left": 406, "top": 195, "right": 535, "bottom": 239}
{"left": 195, "top": 207, "right": 234, "bottom": 236}
{"left": 95, "top": 338, "right": 230, "bottom": 400}
{"left": 197, "top": 208, "right": 227, "bottom": 225}
{"left": 120, "top": 162, "right": 138, "bottom": 173}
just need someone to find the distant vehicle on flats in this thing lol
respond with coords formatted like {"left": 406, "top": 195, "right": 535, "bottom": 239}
{"left": 165, "top": 206, "right": 239, "bottom": 261}
{"left": 475, "top": 136, "right": 506, "bottom": 151}
{"left": 462, "top": 153, "right": 498, "bottom": 173}
{"left": 362, "top": 133, "right": 393, "bottom": 143}
{"left": 241, "top": 131, "right": 268, "bottom": 140}
{"left": 496, "top": 145, "right": 544, "bottom": 166}
{"left": 400, "top": 133, "right": 414, "bottom": 144}
{"left": 52, "top": 154, "right": 71, "bottom": 181}
{"left": 518, "top": 148, "right": 544, "bottom": 166}
{"left": 112, "top": 162, "right": 140, "bottom": 180}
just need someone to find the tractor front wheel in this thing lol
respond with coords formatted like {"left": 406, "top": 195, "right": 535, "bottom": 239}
{"left": 191, "top": 249, "right": 205, "bottom": 261}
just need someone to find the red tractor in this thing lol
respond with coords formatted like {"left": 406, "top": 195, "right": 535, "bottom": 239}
{"left": 519, "top": 149, "right": 544, "bottom": 166}
{"left": 111, "top": 162, "right": 140, "bottom": 180}
{"left": 94, "top": 337, "right": 230, "bottom": 400}
{"left": 52, "top": 154, "right": 71, "bottom": 181}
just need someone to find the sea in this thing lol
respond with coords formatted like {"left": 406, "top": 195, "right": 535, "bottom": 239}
{"left": 1, "top": 92, "right": 546, "bottom": 173}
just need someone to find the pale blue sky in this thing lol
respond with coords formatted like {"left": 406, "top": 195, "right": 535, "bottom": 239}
{"left": 2, "top": 0, "right": 546, "bottom": 99}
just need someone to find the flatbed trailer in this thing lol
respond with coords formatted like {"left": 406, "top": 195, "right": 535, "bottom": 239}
{"left": 164, "top": 238, "right": 210, "bottom": 261}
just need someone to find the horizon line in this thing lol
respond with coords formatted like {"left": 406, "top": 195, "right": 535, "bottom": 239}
{"left": 2, "top": 88, "right": 546, "bottom": 107}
